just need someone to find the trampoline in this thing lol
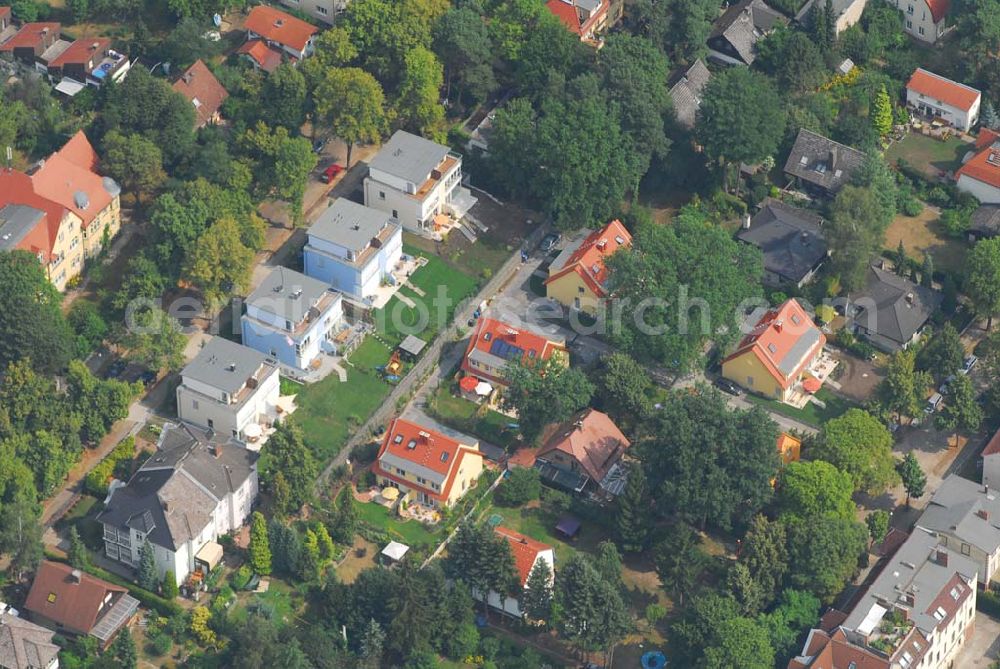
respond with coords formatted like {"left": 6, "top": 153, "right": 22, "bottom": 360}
{"left": 641, "top": 651, "right": 667, "bottom": 669}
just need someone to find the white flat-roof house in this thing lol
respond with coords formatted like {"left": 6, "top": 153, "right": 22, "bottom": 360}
{"left": 97, "top": 422, "right": 257, "bottom": 586}
{"left": 363, "top": 130, "right": 477, "bottom": 235}
{"left": 176, "top": 337, "right": 280, "bottom": 442}
{"left": 906, "top": 68, "right": 981, "bottom": 132}
{"left": 241, "top": 267, "right": 344, "bottom": 371}
{"left": 303, "top": 198, "right": 403, "bottom": 303}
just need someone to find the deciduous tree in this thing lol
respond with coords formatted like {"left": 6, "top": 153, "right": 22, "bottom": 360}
{"left": 918, "top": 323, "right": 964, "bottom": 382}
{"left": 502, "top": 356, "right": 594, "bottom": 443}
{"left": 936, "top": 373, "right": 983, "bottom": 435}
{"left": 787, "top": 517, "right": 867, "bottom": 603}
{"left": 259, "top": 423, "right": 318, "bottom": 512}
{"left": 395, "top": 46, "right": 446, "bottom": 140}
{"left": 866, "top": 509, "right": 890, "bottom": 546}
{"left": 702, "top": 616, "right": 775, "bottom": 669}
{"left": 0, "top": 251, "right": 74, "bottom": 374}
{"left": 826, "top": 186, "right": 886, "bottom": 292}
{"left": 775, "top": 460, "right": 855, "bottom": 522}
{"left": 184, "top": 217, "right": 255, "bottom": 301}
{"left": 314, "top": 68, "right": 386, "bottom": 168}
{"left": 812, "top": 408, "right": 899, "bottom": 495}
{"left": 966, "top": 237, "right": 1000, "bottom": 330}
{"left": 598, "top": 352, "right": 652, "bottom": 424}
{"left": 121, "top": 306, "right": 186, "bottom": 372}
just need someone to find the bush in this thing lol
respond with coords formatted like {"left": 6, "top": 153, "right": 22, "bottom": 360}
{"left": 645, "top": 603, "right": 667, "bottom": 624}
{"left": 900, "top": 197, "right": 923, "bottom": 217}
{"left": 540, "top": 487, "right": 571, "bottom": 513}
{"left": 147, "top": 633, "right": 172, "bottom": 657}
{"left": 357, "top": 469, "right": 376, "bottom": 490}
{"left": 939, "top": 208, "right": 972, "bottom": 238}
{"left": 349, "top": 441, "right": 379, "bottom": 466}
{"left": 979, "top": 589, "right": 1000, "bottom": 617}
{"left": 84, "top": 437, "right": 136, "bottom": 496}
{"left": 494, "top": 468, "right": 541, "bottom": 507}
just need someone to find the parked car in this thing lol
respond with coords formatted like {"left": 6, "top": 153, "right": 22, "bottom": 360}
{"left": 312, "top": 139, "right": 326, "bottom": 154}
{"left": 321, "top": 163, "right": 344, "bottom": 183}
{"left": 713, "top": 377, "right": 743, "bottom": 396}
{"left": 539, "top": 232, "right": 560, "bottom": 253}
{"left": 925, "top": 392, "right": 944, "bottom": 414}
{"left": 961, "top": 355, "right": 978, "bottom": 374}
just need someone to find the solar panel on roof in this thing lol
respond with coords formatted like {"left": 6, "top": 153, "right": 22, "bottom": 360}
{"left": 489, "top": 338, "right": 524, "bottom": 361}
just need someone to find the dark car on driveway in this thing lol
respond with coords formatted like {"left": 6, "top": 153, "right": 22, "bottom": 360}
{"left": 539, "top": 232, "right": 560, "bottom": 253}
{"left": 714, "top": 377, "right": 743, "bottom": 396}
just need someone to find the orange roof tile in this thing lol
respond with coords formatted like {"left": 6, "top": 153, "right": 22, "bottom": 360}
{"left": 927, "top": 0, "right": 950, "bottom": 23}
{"left": 957, "top": 143, "right": 1000, "bottom": 189}
{"left": 907, "top": 68, "right": 980, "bottom": 112}
{"left": 48, "top": 37, "right": 110, "bottom": 69}
{"left": 244, "top": 5, "right": 317, "bottom": 52}
{"left": 57, "top": 129, "right": 99, "bottom": 171}
{"left": 537, "top": 408, "right": 629, "bottom": 483}
{"left": 976, "top": 128, "right": 1000, "bottom": 151}
{"left": 31, "top": 131, "right": 112, "bottom": 229}
{"left": 0, "top": 22, "right": 59, "bottom": 52}
{"left": 0, "top": 169, "right": 68, "bottom": 263}
{"left": 373, "top": 418, "right": 482, "bottom": 502}
{"left": 172, "top": 59, "right": 229, "bottom": 128}
{"left": 545, "top": 0, "right": 608, "bottom": 37}
{"left": 495, "top": 526, "right": 552, "bottom": 587}
{"left": 723, "top": 299, "right": 826, "bottom": 390}
{"left": 461, "top": 317, "right": 566, "bottom": 386}
{"left": 544, "top": 220, "right": 632, "bottom": 299}
{"left": 237, "top": 39, "right": 284, "bottom": 73}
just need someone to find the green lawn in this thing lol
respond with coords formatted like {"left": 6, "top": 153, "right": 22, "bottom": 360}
{"left": 403, "top": 231, "right": 510, "bottom": 281}
{"left": 288, "top": 353, "right": 392, "bottom": 463}
{"left": 490, "top": 501, "right": 608, "bottom": 566}
{"left": 353, "top": 499, "right": 440, "bottom": 547}
{"left": 428, "top": 384, "right": 518, "bottom": 449}
{"left": 54, "top": 495, "right": 103, "bottom": 550}
{"left": 885, "top": 133, "right": 969, "bottom": 179}
{"left": 743, "top": 388, "right": 855, "bottom": 428}
{"left": 348, "top": 337, "right": 394, "bottom": 371}
{"left": 373, "top": 246, "right": 478, "bottom": 347}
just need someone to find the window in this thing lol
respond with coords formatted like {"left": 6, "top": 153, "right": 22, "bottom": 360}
{"left": 907, "top": 3, "right": 914, "bottom": 12}
{"left": 192, "top": 399, "right": 200, "bottom": 410}
{"left": 379, "top": 191, "right": 386, "bottom": 200}
{"left": 317, "top": 4, "right": 328, "bottom": 12}
{"left": 933, "top": 606, "right": 946, "bottom": 621}
{"left": 919, "top": 26, "right": 925, "bottom": 35}
{"left": 746, "top": 376, "right": 754, "bottom": 386}
{"left": 207, "top": 419, "right": 214, "bottom": 429}
{"left": 396, "top": 467, "right": 405, "bottom": 475}
{"left": 907, "top": 19, "right": 913, "bottom": 29}
{"left": 392, "top": 209, "right": 398, "bottom": 218}
{"left": 962, "top": 542, "right": 971, "bottom": 555}
{"left": 578, "top": 286, "right": 586, "bottom": 294}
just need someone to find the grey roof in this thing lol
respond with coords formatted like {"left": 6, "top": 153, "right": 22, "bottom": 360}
{"left": 784, "top": 129, "right": 867, "bottom": 194}
{"left": 970, "top": 205, "right": 1000, "bottom": 238}
{"left": 0, "top": 613, "right": 60, "bottom": 669}
{"left": 737, "top": 198, "right": 827, "bottom": 283}
{"left": 399, "top": 334, "right": 427, "bottom": 356}
{"left": 669, "top": 59, "right": 711, "bottom": 129}
{"left": 90, "top": 593, "right": 139, "bottom": 644}
{"left": 309, "top": 198, "right": 399, "bottom": 252}
{"left": 852, "top": 266, "right": 942, "bottom": 351}
{"left": 97, "top": 422, "right": 257, "bottom": 552}
{"left": 369, "top": 130, "right": 451, "bottom": 185}
{"left": 709, "top": 0, "right": 783, "bottom": 64}
{"left": 181, "top": 336, "right": 274, "bottom": 396}
{"left": 844, "top": 526, "right": 978, "bottom": 637}
{"left": 246, "top": 266, "right": 338, "bottom": 324}
{"left": 0, "top": 204, "right": 45, "bottom": 251}
{"left": 778, "top": 327, "right": 823, "bottom": 376}
{"left": 919, "top": 474, "right": 1000, "bottom": 556}
{"left": 795, "top": 0, "right": 863, "bottom": 23}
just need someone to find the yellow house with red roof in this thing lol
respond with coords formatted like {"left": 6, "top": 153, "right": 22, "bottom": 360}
{"left": 544, "top": 220, "right": 631, "bottom": 317}
{"left": 721, "top": 299, "right": 826, "bottom": 402}
{"left": 373, "top": 418, "right": 484, "bottom": 508}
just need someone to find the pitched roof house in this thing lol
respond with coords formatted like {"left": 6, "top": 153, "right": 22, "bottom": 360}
{"left": 968, "top": 205, "right": 1000, "bottom": 241}
{"left": 886, "top": 0, "right": 950, "bottom": 44}
{"left": 544, "top": 220, "right": 632, "bottom": 316}
{"left": 981, "top": 427, "right": 1000, "bottom": 489}
{"left": 736, "top": 199, "right": 827, "bottom": 288}
{"left": 97, "top": 422, "right": 259, "bottom": 585}
{"left": 373, "top": 418, "right": 484, "bottom": 508}
{"left": 478, "top": 527, "right": 555, "bottom": 618}
{"left": 536, "top": 408, "right": 630, "bottom": 497}
{"left": 917, "top": 473, "right": 1000, "bottom": 586}
{"left": 24, "top": 562, "right": 138, "bottom": 648}
{"left": 721, "top": 299, "right": 826, "bottom": 401}
{"left": 707, "top": 0, "right": 785, "bottom": 66}
{"left": 906, "top": 68, "right": 981, "bottom": 132}
{"left": 0, "top": 612, "right": 60, "bottom": 669}
{"left": 172, "top": 59, "right": 229, "bottom": 128}
{"left": 794, "top": 0, "right": 867, "bottom": 35}
{"left": 243, "top": 5, "right": 317, "bottom": 61}
{"left": 956, "top": 136, "right": 1000, "bottom": 204}
{"left": 237, "top": 39, "right": 285, "bottom": 73}
{"left": 0, "top": 22, "right": 60, "bottom": 63}
{"left": 849, "top": 265, "right": 941, "bottom": 352}
{"left": 784, "top": 129, "right": 867, "bottom": 196}
{"left": 545, "top": 0, "right": 613, "bottom": 44}
{"left": 669, "top": 59, "right": 711, "bottom": 129}
{"left": 461, "top": 316, "right": 567, "bottom": 390}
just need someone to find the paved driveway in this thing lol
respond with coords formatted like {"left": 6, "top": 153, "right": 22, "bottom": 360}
{"left": 954, "top": 612, "right": 1000, "bottom": 668}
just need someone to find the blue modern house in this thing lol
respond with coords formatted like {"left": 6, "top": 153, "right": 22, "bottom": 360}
{"left": 303, "top": 198, "right": 403, "bottom": 303}
{"left": 241, "top": 267, "right": 344, "bottom": 370}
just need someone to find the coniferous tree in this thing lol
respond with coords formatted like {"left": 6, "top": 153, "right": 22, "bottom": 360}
{"left": 138, "top": 540, "right": 157, "bottom": 590}
{"left": 314, "top": 522, "right": 336, "bottom": 563}
{"left": 107, "top": 628, "right": 137, "bottom": 669}
{"left": 248, "top": 511, "right": 272, "bottom": 575}
{"left": 921, "top": 254, "right": 935, "bottom": 288}
{"left": 359, "top": 618, "right": 386, "bottom": 669}
{"left": 299, "top": 528, "right": 321, "bottom": 581}
{"left": 872, "top": 85, "right": 894, "bottom": 137}
{"left": 522, "top": 559, "right": 554, "bottom": 623}
{"left": 615, "top": 463, "right": 651, "bottom": 553}
{"left": 67, "top": 526, "right": 90, "bottom": 570}
{"left": 983, "top": 100, "right": 1000, "bottom": 129}
{"left": 331, "top": 486, "right": 358, "bottom": 544}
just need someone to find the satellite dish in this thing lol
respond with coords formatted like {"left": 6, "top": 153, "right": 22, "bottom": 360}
{"left": 213, "top": 13, "right": 222, "bottom": 27}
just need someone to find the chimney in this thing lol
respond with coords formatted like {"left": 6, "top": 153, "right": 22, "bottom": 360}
{"left": 905, "top": 292, "right": 914, "bottom": 305}
{"left": 211, "top": 444, "right": 222, "bottom": 458}
{"left": 70, "top": 569, "right": 82, "bottom": 583}
{"left": 162, "top": 500, "right": 170, "bottom": 512}
{"left": 743, "top": 213, "right": 751, "bottom": 230}
{"left": 774, "top": 320, "right": 783, "bottom": 333}
{"left": 978, "top": 509, "right": 990, "bottom": 521}
{"left": 936, "top": 549, "right": 949, "bottom": 567}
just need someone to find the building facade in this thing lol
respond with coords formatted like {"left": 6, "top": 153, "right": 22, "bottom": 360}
{"left": 884, "top": 0, "right": 949, "bottom": 43}
{"left": 278, "top": 0, "right": 342, "bottom": 24}
{"left": 906, "top": 68, "right": 981, "bottom": 132}
{"left": 544, "top": 220, "right": 632, "bottom": 316}
{"left": 241, "top": 267, "right": 344, "bottom": 370}
{"left": 363, "top": 130, "right": 476, "bottom": 235}
{"left": 176, "top": 337, "right": 281, "bottom": 442}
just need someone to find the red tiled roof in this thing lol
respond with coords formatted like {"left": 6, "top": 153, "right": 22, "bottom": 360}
{"left": 373, "top": 418, "right": 482, "bottom": 502}
{"left": 0, "top": 169, "right": 68, "bottom": 263}
{"left": 927, "top": 0, "right": 950, "bottom": 23}
{"left": 537, "top": 408, "right": 629, "bottom": 483}
{"left": 460, "top": 316, "right": 566, "bottom": 386}
{"left": 788, "top": 627, "right": 892, "bottom": 669}
{"left": 976, "top": 128, "right": 1000, "bottom": 151}
{"left": 545, "top": 0, "right": 608, "bottom": 38}
{"left": 31, "top": 131, "right": 112, "bottom": 229}
{"left": 495, "top": 526, "right": 552, "bottom": 587}
{"left": 0, "top": 7, "right": 11, "bottom": 20}
{"left": 544, "top": 220, "right": 632, "bottom": 299}
{"left": 237, "top": 39, "right": 284, "bottom": 73}
{"left": 172, "top": 59, "right": 229, "bottom": 128}
{"left": 907, "top": 68, "right": 980, "bottom": 112}
{"left": 244, "top": 5, "right": 316, "bottom": 52}
{"left": 24, "top": 561, "right": 127, "bottom": 636}
{"left": 983, "top": 427, "right": 1000, "bottom": 457}
{"left": 723, "top": 299, "right": 826, "bottom": 390}
{"left": 957, "top": 143, "right": 1000, "bottom": 189}
{"left": 0, "top": 22, "right": 60, "bottom": 51}
{"left": 48, "top": 37, "right": 109, "bottom": 69}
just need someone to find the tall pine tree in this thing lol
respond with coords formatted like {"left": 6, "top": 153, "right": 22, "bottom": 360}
{"left": 248, "top": 511, "right": 272, "bottom": 575}
{"left": 331, "top": 486, "right": 358, "bottom": 544}
{"left": 137, "top": 540, "right": 157, "bottom": 591}
{"left": 872, "top": 85, "right": 894, "bottom": 137}
{"left": 615, "top": 463, "right": 651, "bottom": 553}
{"left": 522, "top": 559, "right": 554, "bottom": 623}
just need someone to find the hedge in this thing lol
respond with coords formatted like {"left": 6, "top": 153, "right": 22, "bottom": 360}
{"left": 43, "top": 551, "right": 182, "bottom": 617}
{"left": 84, "top": 437, "right": 136, "bottom": 497}
{"left": 978, "top": 589, "right": 1000, "bottom": 618}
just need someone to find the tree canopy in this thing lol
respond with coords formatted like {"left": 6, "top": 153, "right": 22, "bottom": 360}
{"left": 812, "top": 409, "right": 899, "bottom": 495}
